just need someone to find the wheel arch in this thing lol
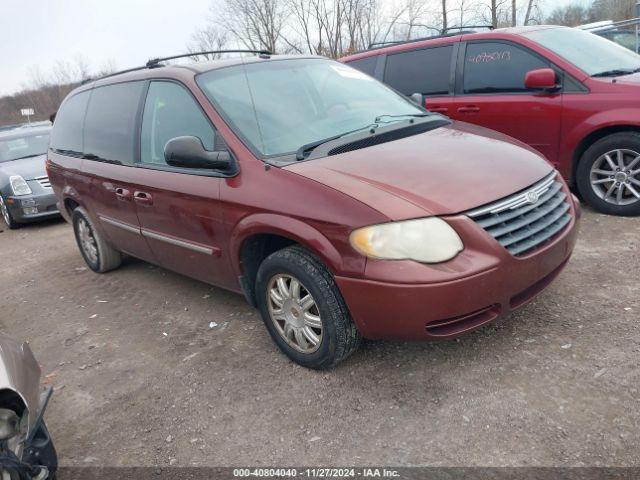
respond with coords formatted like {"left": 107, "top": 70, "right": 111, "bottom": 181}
{"left": 230, "top": 214, "right": 351, "bottom": 307}
{"left": 571, "top": 124, "right": 640, "bottom": 186}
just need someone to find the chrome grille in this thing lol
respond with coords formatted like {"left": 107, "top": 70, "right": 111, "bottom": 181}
{"left": 35, "top": 175, "right": 51, "bottom": 189}
{"left": 466, "top": 172, "right": 572, "bottom": 256}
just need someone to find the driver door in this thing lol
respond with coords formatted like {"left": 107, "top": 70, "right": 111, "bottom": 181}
{"left": 450, "top": 41, "right": 563, "bottom": 166}
{"left": 132, "top": 80, "right": 235, "bottom": 289}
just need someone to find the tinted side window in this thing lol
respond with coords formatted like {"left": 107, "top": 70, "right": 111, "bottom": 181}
{"left": 140, "top": 82, "right": 216, "bottom": 165}
{"left": 384, "top": 46, "right": 453, "bottom": 96}
{"left": 347, "top": 56, "right": 378, "bottom": 76}
{"left": 84, "top": 81, "right": 144, "bottom": 163}
{"left": 50, "top": 91, "right": 90, "bottom": 153}
{"left": 463, "top": 42, "right": 548, "bottom": 94}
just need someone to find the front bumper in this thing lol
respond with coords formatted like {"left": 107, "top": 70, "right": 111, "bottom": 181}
{"left": 336, "top": 197, "right": 580, "bottom": 340}
{"left": 6, "top": 192, "right": 59, "bottom": 223}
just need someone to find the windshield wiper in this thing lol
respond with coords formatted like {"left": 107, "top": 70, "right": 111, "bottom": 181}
{"left": 374, "top": 113, "right": 430, "bottom": 123}
{"left": 295, "top": 123, "right": 378, "bottom": 160}
{"left": 592, "top": 68, "right": 637, "bottom": 78}
{"left": 10, "top": 153, "right": 45, "bottom": 161}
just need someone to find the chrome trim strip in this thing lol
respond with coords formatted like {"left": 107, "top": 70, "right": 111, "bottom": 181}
{"left": 466, "top": 172, "right": 558, "bottom": 218}
{"left": 141, "top": 228, "right": 214, "bottom": 255}
{"left": 98, "top": 215, "right": 141, "bottom": 234}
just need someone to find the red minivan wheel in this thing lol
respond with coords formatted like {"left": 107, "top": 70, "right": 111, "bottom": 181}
{"left": 577, "top": 132, "right": 640, "bottom": 217}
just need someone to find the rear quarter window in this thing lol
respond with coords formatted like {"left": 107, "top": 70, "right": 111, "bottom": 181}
{"left": 84, "top": 81, "right": 145, "bottom": 164}
{"left": 384, "top": 45, "right": 453, "bottom": 96}
{"left": 346, "top": 56, "right": 378, "bottom": 76}
{"left": 50, "top": 91, "right": 91, "bottom": 153}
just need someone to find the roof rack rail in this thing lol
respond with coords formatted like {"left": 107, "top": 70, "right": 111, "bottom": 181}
{"left": 443, "top": 24, "right": 495, "bottom": 32}
{"left": 365, "top": 28, "right": 488, "bottom": 51}
{"left": 81, "top": 49, "right": 272, "bottom": 85}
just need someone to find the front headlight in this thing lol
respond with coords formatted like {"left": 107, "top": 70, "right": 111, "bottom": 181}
{"left": 350, "top": 217, "right": 463, "bottom": 264}
{"left": 9, "top": 175, "right": 32, "bottom": 196}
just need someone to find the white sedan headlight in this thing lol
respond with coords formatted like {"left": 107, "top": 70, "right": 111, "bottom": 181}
{"left": 350, "top": 217, "right": 463, "bottom": 264}
{"left": 9, "top": 175, "right": 32, "bottom": 196}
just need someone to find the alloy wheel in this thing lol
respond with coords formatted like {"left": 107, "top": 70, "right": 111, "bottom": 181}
{"left": 590, "top": 149, "right": 640, "bottom": 206}
{"left": 78, "top": 218, "right": 98, "bottom": 264}
{"left": 266, "top": 274, "right": 323, "bottom": 354}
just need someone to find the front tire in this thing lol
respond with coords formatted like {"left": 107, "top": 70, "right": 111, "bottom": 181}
{"left": 576, "top": 132, "right": 640, "bottom": 216}
{"left": 255, "top": 245, "right": 361, "bottom": 369}
{"left": 0, "top": 194, "right": 20, "bottom": 229}
{"left": 72, "top": 207, "right": 122, "bottom": 272}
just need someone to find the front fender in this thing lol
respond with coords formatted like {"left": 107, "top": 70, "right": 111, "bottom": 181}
{"left": 229, "top": 213, "right": 362, "bottom": 278}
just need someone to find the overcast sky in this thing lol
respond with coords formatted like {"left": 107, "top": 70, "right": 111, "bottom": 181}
{"left": 1, "top": 0, "right": 213, "bottom": 96}
{"left": 2, "top": 0, "right": 580, "bottom": 97}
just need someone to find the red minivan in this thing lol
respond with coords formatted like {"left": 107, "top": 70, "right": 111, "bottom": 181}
{"left": 47, "top": 53, "right": 579, "bottom": 368}
{"left": 342, "top": 26, "right": 640, "bottom": 216}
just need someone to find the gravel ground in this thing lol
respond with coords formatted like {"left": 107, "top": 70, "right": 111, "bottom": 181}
{"left": 0, "top": 208, "right": 638, "bottom": 467}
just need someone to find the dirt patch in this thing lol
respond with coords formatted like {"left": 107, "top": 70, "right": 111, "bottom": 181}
{"left": 0, "top": 210, "right": 638, "bottom": 467}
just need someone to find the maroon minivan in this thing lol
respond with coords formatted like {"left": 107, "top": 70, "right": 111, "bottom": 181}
{"left": 48, "top": 53, "right": 580, "bottom": 368}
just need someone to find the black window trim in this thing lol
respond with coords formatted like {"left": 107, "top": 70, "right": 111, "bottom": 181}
{"left": 456, "top": 39, "right": 589, "bottom": 96}
{"left": 135, "top": 78, "right": 238, "bottom": 178}
{"left": 54, "top": 77, "right": 238, "bottom": 178}
{"left": 382, "top": 43, "right": 457, "bottom": 98}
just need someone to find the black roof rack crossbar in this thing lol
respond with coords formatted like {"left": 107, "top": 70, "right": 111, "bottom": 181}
{"left": 81, "top": 49, "right": 272, "bottom": 84}
{"left": 365, "top": 29, "right": 485, "bottom": 51}
{"left": 443, "top": 24, "right": 495, "bottom": 32}
{"left": 146, "top": 49, "right": 272, "bottom": 67}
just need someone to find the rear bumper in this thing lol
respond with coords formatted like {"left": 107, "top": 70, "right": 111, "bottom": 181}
{"left": 336, "top": 199, "right": 580, "bottom": 340}
{"left": 6, "top": 192, "right": 60, "bottom": 223}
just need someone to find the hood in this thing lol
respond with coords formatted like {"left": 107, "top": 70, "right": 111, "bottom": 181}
{"left": 0, "top": 154, "right": 48, "bottom": 180}
{"left": 285, "top": 122, "right": 553, "bottom": 219}
{"left": 0, "top": 336, "right": 41, "bottom": 437}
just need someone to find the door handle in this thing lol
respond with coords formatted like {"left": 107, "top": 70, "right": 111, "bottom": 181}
{"left": 457, "top": 106, "right": 480, "bottom": 114}
{"left": 133, "top": 191, "right": 153, "bottom": 206}
{"left": 114, "top": 187, "right": 131, "bottom": 201}
{"left": 428, "top": 106, "right": 449, "bottom": 113}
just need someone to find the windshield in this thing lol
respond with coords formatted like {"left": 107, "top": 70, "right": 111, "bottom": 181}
{"left": 523, "top": 27, "right": 640, "bottom": 76}
{"left": 0, "top": 132, "right": 50, "bottom": 163}
{"left": 197, "top": 58, "right": 431, "bottom": 158}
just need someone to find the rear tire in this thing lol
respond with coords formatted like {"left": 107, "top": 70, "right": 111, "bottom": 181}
{"left": 0, "top": 194, "right": 20, "bottom": 229}
{"left": 255, "top": 245, "right": 361, "bottom": 369}
{"left": 576, "top": 132, "right": 640, "bottom": 216}
{"left": 72, "top": 207, "right": 122, "bottom": 272}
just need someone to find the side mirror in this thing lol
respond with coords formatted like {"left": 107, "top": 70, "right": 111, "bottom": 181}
{"left": 164, "top": 136, "right": 231, "bottom": 170}
{"left": 409, "top": 93, "right": 423, "bottom": 105}
{"left": 524, "top": 68, "right": 559, "bottom": 92}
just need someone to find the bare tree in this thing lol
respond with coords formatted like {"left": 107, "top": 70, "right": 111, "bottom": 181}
{"left": 188, "top": 24, "right": 229, "bottom": 60}
{"left": 216, "top": 0, "right": 288, "bottom": 53}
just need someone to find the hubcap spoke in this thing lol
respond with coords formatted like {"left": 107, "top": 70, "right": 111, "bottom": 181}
{"left": 266, "top": 273, "right": 323, "bottom": 354}
{"left": 627, "top": 183, "right": 640, "bottom": 199}
{"left": 604, "top": 154, "right": 617, "bottom": 170}
{"left": 290, "top": 278, "right": 301, "bottom": 300}
{"left": 269, "top": 288, "right": 284, "bottom": 308}
{"left": 299, "top": 294, "right": 315, "bottom": 312}
{"left": 617, "top": 150, "right": 625, "bottom": 169}
{"left": 304, "top": 312, "right": 322, "bottom": 329}
{"left": 627, "top": 155, "right": 640, "bottom": 171}
{"left": 276, "top": 277, "right": 290, "bottom": 299}
{"left": 592, "top": 169, "right": 613, "bottom": 176}
{"left": 604, "top": 182, "right": 617, "bottom": 200}
{"left": 302, "top": 326, "right": 320, "bottom": 346}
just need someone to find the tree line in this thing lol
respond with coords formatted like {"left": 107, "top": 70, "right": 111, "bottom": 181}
{"left": 0, "top": 0, "right": 636, "bottom": 127}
